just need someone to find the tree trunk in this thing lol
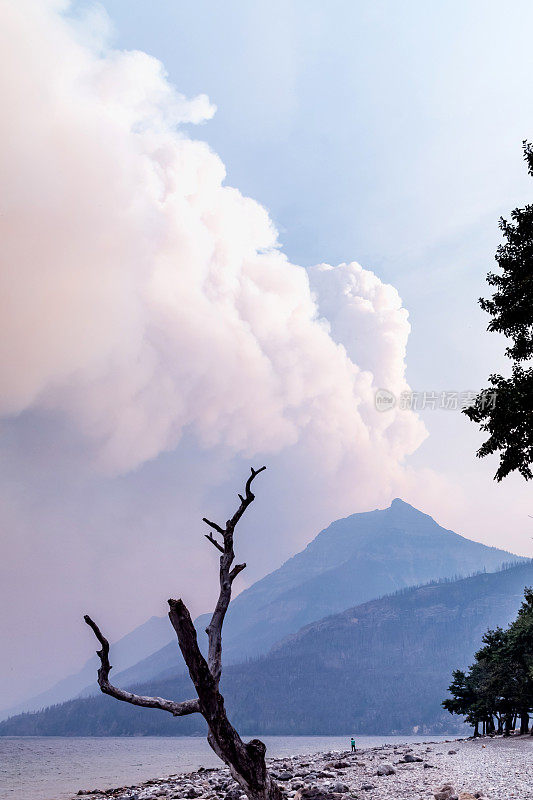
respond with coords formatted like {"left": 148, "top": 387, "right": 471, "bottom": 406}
{"left": 520, "top": 712, "right": 529, "bottom": 735}
{"left": 208, "top": 730, "right": 283, "bottom": 800}
{"left": 504, "top": 714, "right": 513, "bottom": 736}
{"left": 169, "top": 597, "right": 282, "bottom": 800}
{"left": 473, "top": 721, "right": 479, "bottom": 737}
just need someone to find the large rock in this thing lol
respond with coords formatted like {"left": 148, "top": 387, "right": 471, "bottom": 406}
{"left": 434, "top": 785, "right": 456, "bottom": 800}
{"left": 376, "top": 764, "right": 395, "bottom": 776}
{"left": 329, "top": 783, "right": 349, "bottom": 793}
{"left": 294, "top": 789, "right": 343, "bottom": 800}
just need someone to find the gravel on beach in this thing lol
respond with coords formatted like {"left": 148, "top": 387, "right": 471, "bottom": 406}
{"left": 72, "top": 736, "right": 533, "bottom": 800}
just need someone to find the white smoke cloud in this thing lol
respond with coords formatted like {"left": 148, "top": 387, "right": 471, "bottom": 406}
{"left": 0, "top": 0, "right": 426, "bottom": 479}
{"left": 308, "top": 262, "right": 410, "bottom": 394}
{"left": 0, "top": 0, "right": 444, "bottom": 710}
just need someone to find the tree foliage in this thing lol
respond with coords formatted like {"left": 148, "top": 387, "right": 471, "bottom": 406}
{"left": 443, "top": 587, "right": 533, "bottom": 734}
{"left": 464, "top": 141, "right": 533, "bottom": 481}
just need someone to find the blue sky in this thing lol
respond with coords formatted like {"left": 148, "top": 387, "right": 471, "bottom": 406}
{"left": 91, "top": 0, "right": 527, "bottom": 370}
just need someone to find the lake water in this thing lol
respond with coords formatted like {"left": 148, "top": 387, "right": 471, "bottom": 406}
{"left": 0, "top": 735, "right": 454, "bottom": 800}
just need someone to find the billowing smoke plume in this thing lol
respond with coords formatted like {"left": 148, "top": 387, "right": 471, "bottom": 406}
{"left": 0, "top": 0, "right": 425, "bottom": 477}
{"left": 0, "top": 0, "right": 432, "bottom": 707}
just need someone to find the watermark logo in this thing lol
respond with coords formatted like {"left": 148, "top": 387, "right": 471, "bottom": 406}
{"left": 374, "top": 389, "right": 498, "bottom": 412}
{"left": 375, "top": 388, "right": 396, "bottom": 412}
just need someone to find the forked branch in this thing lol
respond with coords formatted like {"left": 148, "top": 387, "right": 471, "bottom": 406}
{"left": 84, "top": 467, "right": 278, "bottom": 800}
{"left": 204, "top": 466, "right": 266, "bottom": 685}
{"left": 205, "top": 532, "right": 224, "bottom": 553}
{"left": 84, "top": 615, "right": 200, "bottom": 717}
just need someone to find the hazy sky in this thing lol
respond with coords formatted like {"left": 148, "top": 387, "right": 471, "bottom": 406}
{"left": 1, "top": 0, "right": 532, "bottom": 710}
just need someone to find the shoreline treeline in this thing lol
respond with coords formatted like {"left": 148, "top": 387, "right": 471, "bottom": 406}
{"left": 443, "top": 587, "right": 533, "bottom": 736}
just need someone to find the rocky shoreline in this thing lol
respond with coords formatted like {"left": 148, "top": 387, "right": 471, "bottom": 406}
{"left": 73, "top": 737, "right": 533, "bottom": 800}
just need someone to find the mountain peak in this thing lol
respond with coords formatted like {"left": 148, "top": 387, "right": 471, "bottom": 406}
{"left": 389, "top": 497, "right": 417, "bottom": 511}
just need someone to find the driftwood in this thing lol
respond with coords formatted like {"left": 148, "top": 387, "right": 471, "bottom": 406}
{"left": 85, "top": 466, "right": 282, "bottom": 800}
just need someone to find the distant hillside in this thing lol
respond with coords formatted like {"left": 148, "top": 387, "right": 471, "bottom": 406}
{"left": 0, "top": 615, "right": 173, "bottom": 722}
{"left": 110, "top": 498, "right": 523, "bottom": 688}
{"left": 3, "top": 559, "right": 532, "bottom": 736}
{"left": 5, "top": 498, "right": 521, "bottom": 720}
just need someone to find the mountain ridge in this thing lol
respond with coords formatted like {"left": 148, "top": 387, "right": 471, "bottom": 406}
{"left": 113, "top": 498, "right": 522, "bottom": 688}
{"left": 2, "top": 498, "right": 524, "bottom": 720}
{"left": 3, "top": 559, "right": 532, "bottom": 736}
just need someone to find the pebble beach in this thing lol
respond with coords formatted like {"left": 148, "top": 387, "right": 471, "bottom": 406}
{"left": 72, "top": 736, "right": 533, "bottom": 800}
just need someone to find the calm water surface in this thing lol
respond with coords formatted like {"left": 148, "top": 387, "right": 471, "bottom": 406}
{"left": 0, "top": 735, "right": 454, "bottom": 800}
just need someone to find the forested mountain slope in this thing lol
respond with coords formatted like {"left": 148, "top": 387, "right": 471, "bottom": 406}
{"left": 3, "top": 560, "right": 532, "bottom": 736}
{"left": 110, "top": 498, "right": 522, "bottom": 689}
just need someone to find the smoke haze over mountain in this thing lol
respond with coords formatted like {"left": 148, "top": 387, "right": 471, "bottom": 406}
{"left": 0, "top": 0, "right": 435, "bottom": 707}
{"left": 2, "top": 0, "right": 533, "bottom": 712}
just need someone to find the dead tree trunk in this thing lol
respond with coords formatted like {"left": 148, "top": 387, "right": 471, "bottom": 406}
{"left": 85, "top": 466, "right": 282, "bottom": 800}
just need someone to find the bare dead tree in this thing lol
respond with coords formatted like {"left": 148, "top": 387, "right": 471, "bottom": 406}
{"left": 85, "top": 466, "right": 282, "bottom": 800}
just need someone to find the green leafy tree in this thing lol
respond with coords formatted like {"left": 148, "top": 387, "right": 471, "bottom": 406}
{"left": 443, "top": 588, "right": 533, "bottom": 735}
{"left": 474, "top": 628, "right": 516, "bottom": 734}
{"left": 442, "top": 669, "right": 482, "bottom": 736}
{"left": 464, "top": 141, "right": 533, "bottom": 480}
{"left": 505, "top": 588, "right": 533, "bottom": 732}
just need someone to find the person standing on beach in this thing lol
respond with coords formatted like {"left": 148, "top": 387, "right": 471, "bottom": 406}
{"left": 350, "top": 737, "right": 356, "bottom": 752}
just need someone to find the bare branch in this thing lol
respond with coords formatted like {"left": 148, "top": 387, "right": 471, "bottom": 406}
{"left": 168, "top": 598, "right": 216, "bottom": 695}
{"left": 229, "top": 563, "right": 246, "bottom": 582}
{"left": 228, "top": 466, "right": 266, "bottom": 530}
{"left": 203, "top": 466, "right": 266, "bottom": 686}
{"left": 202, "top": 517, "right": 225, "bottom": 535}
{"left": 84, "top": 615, "right": 199, "bottom": 717}
{"left": 205, "top": 533, "right": 224, "bottom": 553}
